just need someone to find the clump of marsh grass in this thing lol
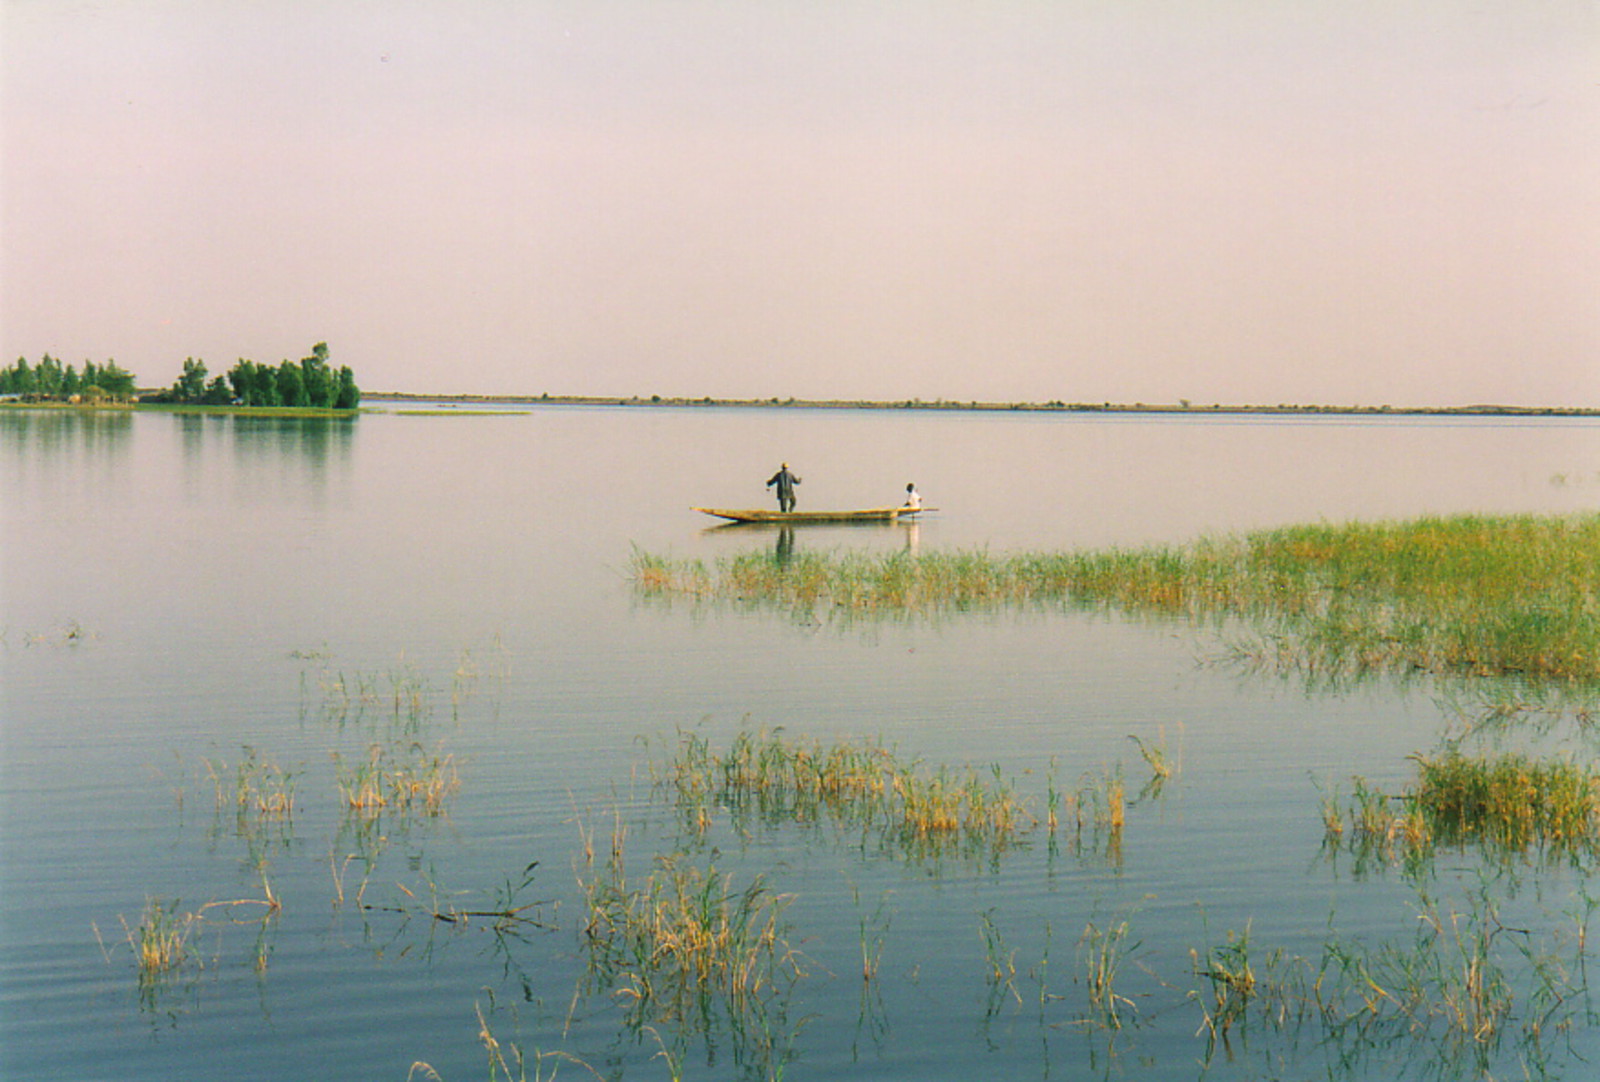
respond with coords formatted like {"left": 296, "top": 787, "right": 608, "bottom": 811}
{"left": 1038, "top": 764, "right": 1129, "bottom": 866}
{"left": 389, "top": 742, "right": 462, "bottom": 816}
{"left": 577, "top": 836, "right": 800, "bottom": 1022}
{"left": 1184, "top": 886, "right": 1595, "bottom": 1075}
{"left": 205, "top": 746, "right": 298, "bottom": 821}
{"left": 334, "top": 743, "right": 390, "bottom": 812}
{"left": 19, "top": 619, "right": 96, "bottom": 647}
{"left": 121, "top": 898, "right": 198, "bottom": 983}
{"left": 1128, "top": 730, "right": 1175, "bottom": 783}
{"left": 1189, "top": 922, "right": 1310, "bottom": 1043}
{"left": 1412, "top": 751, "right": 1600, "bottom": 854}
{"left": 1065, "top": 766, "right": 1125, "bottom": 834}
{"left": 633, "top": 512, "right": 1600, "bottom": 681}
{"left": 1324, "top": 752, "right": 1600, "bottom": 869}
{"left": 299, "top": 652, "right": 443, "bottom": 735}
{"left": 450, "top": 635, "right": 510, "bottom": 721}
{"left": 660, "top": 728, "right": 1038, "bottom": 862}
{"left": 1320, "top": 775, "right": 1433, "bottom": 876}
{"left": 332, "top": 741, "right": 461, "bottom": 819}
{"left": 1078, "top": 915, "right": 1142, "bottom": 1030}
{"left": 104, "top": 877, "right": 282, "bottom": 994}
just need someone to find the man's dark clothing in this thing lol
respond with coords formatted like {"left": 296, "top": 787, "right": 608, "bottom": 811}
{"left": 766, "top": 467, "right": 800, "bottom": 512}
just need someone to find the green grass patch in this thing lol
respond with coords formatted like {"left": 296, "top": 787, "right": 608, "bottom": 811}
{"left": 1413, "top": 751, "right": 1600, "bottom": 852}
{"left": 387, "top": 408, "right": 531, "bottom": 416}
{"left": 1325, "top": 751, "right": 1600, "bottom": 868}
{"left": 0, "top": 400, "right": 135, "bottom": 411}
{"left": 135, "top": 403, "right": 358, "bottom": 418}
{"left": 663, "top": 728, "right": 1039, "bottom": 860}
{"left": 634, "top": 513, "right": 1600, "bottom": 681}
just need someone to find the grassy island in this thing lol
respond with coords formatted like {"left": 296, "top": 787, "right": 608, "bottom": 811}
{"left": 635, "top": 513, "right": 1600, "bottom": 682}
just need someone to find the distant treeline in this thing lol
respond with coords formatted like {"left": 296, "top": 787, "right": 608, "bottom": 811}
{"left": 0, "top": 355, "right": 137, "bottom": 401}
{"left": 146, "top": 342, "right": 360, "bottom": 409}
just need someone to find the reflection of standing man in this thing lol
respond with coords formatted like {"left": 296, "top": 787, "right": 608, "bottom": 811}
{"left": 766, "top": 462, "right": 801, "bottom": 513}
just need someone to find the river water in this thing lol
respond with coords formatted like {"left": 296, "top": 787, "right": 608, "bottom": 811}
{"left": 3, "top": 405, "right": 1598, "bottom": 1080}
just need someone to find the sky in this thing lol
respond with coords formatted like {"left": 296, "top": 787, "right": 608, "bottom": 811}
{"left": 2, "top": 1, "right": 1596, "bottom": 407}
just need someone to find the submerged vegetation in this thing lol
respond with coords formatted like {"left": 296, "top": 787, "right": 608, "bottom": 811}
{"left": 634, "top": 512, "right": 1600, "bottom": 682}
{"left": 95, "top": 503, "right": 1600, "bottom": 1079}
{"left": 656, "top": 728, "right": 1138, "bottom": 869}
{"left": 108, "top": 643, "right": 1600, "bottom": 1080}
{"left": 107, "top": 646, "right": 504, "bottom": 1012}
{"left": 1182, "top": 885, "right": 1597, "bottom": 1074}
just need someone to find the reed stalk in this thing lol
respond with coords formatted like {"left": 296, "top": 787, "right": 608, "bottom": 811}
{"left": 1078, "top": 917, "right": 1140, "bottom": 1029}
{"left": 979, "top": 908, "right": 1022, "bottom": 1006}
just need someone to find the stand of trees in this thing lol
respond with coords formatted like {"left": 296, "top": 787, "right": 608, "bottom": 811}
{"left": 0, "top": 355, "right": 138, "bottom": 401}
{"left": 154, "top": 343, "right": 360, "bottom": 409}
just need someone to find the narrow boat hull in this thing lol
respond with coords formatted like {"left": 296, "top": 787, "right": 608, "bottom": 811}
{"left": 693, "top": 506, "right": 931, "bottom": 524}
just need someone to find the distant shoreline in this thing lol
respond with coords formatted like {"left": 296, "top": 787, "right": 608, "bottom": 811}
{"left": 7, "top": 394, "right": 1595, "bottom": 418}
{"left": 361, "top": 392, "right": 1600, "bottom": 418}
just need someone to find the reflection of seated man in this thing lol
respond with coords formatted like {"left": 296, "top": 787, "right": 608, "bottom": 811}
{"left": 903, "top": 483, "right": 922, "bottom": 509}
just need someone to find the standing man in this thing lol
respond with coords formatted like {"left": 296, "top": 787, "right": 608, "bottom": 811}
{"left": 766, "top": 462, "right": 801, "bottom": 513}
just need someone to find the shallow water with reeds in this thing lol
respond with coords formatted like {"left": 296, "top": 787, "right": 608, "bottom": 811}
{"left": 4, "top": 406, "right": 1600, "bottom": 1080}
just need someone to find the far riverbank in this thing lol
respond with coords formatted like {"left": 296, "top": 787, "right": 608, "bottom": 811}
{"left": 362, "top": 392, "right": 1600, "bottom": 417}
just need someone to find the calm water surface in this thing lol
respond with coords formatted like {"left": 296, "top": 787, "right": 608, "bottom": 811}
{"left": 4, "top": 406, "right": 1599, "bottom": 1081}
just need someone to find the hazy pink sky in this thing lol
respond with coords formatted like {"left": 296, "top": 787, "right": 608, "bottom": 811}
{"left": 3, "top": 1, "right": 1595, "bottom": 405}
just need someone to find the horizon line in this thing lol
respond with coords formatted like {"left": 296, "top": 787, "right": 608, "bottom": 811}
{"left": 356, "top": 392, "right": 1599, "bottom": 417}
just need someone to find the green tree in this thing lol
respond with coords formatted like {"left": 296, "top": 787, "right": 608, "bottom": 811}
{"left": 252, "top": 363, "right": 281, "bottom": 406}
{"left": 227, "top": 360, "right": 257, "bottom": 405}
{"left": 333, "top": 365, "right": 360, "bottom": 410}
{"left": 10, "top": 357, "right": 35, "bottom": 396}
{"left": 97, "top": 361, "right": 135, "bottom": 399}
{"left": 203, "top": 375, "right": 232, "bottom": 405}
{"left": 61, "top": 364, "right": 82, "bottom": 398}
{"left": 299, "top": 342, "right": 332, "bottom": 408}
{"left": 276, "top": 361, "right": 305, "bottom": 406}
{"left": 35, "top": 354, "right": 62, "bottom": 397}
{"left": 173, "top": 357, "right": 208, "bottom": 403}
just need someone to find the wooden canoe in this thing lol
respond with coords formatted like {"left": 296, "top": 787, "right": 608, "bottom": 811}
{"left": 693, "top": 506, "right": 933, "bottom": 524}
